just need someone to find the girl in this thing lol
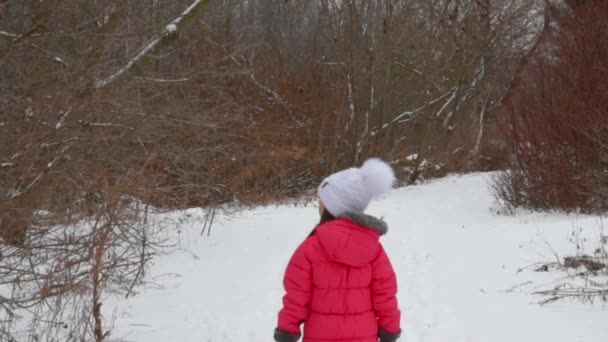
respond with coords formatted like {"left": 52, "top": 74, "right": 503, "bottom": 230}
{"left": 274, "top": 158, "right": 401, "bottom": 342}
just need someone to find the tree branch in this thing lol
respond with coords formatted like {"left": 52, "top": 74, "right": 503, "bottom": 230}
{"left": 94, "top": 0, "right": 212, "bottom": 89}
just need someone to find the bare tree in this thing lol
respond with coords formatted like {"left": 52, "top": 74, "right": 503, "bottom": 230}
{"left": 0, "top": 0, "right": 255, "bottom": 339}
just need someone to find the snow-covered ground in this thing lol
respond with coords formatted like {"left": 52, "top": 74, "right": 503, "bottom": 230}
{"left": 106, "top": 173, "right": 608, "bottom": 342}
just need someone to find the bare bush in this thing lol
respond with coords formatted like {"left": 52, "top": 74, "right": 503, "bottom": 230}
{"left": 493, "top": 0, "right": 608, "bottom": 213}
{"left": 0, "top": 182, "right": 163, "bottom": 341}
{"left": 534, "top": 221, "right": 608, "bottom": 305}
{"left": 0, "top": 0, "right": 242, "bottom": 339}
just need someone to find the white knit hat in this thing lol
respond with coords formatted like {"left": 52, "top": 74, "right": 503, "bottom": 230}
{"left": 318, "top": 158, "right": 396, "bottom": 217}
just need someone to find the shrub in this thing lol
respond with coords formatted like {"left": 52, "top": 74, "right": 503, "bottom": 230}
{"left": 494, "top": 0, "right": 608, "bottom": 213}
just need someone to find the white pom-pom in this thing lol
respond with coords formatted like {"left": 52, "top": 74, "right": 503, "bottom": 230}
{"left": 360, "top": 158, "right": 395, "bottom": 197}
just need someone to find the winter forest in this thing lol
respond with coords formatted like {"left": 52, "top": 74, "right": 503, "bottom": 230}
{"left": 1, "top": 0, "right": 607, "bottom": 341}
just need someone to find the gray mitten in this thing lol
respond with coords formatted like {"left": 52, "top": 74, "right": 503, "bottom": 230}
{"left": 274, "top": 328, "right": 300, "bottom": 342}
{"left": 379, "top": 329, "right": 401, "bottom": 342}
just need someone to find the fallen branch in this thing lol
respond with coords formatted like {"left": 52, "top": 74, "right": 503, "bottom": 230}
{"left": 370, "top": 87, "right": 456, "bottom": 136}
{"left": 0, "top": 30, "right": 20, "bottom": 39}
{"left": 95, "top": 0, "right": 212, "bottom": 89}
{"left": 535, "top": 285, "right": 608, "bottom": 305}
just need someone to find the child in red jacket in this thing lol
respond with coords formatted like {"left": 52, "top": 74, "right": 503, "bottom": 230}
{"left": 274, "top": 158, "right": 401, "bottom": 342}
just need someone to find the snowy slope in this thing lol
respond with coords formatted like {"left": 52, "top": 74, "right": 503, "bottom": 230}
{"left": 106, "top": 173, "right": 608, "bottom": 342}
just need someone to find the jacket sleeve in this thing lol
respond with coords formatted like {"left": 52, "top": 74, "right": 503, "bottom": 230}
{"left": 276, "top": 238, "right": 313, "bottom": 337}
{"left": 371, "top": 245, "right": 401, "bottom": 335}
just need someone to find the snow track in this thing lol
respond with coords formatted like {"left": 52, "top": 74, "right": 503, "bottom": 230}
{"left": 107, "top": 174, "right": 608, "bottom": 342}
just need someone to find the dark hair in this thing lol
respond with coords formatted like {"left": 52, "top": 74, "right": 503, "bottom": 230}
{"left": 307, "top": 209, "right": 336, "bottom": 237}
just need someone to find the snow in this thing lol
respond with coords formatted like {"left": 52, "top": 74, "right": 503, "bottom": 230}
{"left": 406, "top": 153, "right": 418, "bottom": 161}
{"left": 55, "top": 107, "right": 72, "bottom": 129}
{"left": 104, "top": 173, "right": 608, "bottom": 341}
{"left": 0, "top": 30, "right": 19, "bottom": 39}
{"left": 25, "top": 106, "right": 34, "bottom": 120}
{"left": 166, "top": 24, "right": 178, "bottom": 34}
{"left": 135, "top": 76, "right": 192, "bottom": 83}
{"left": 94, "top": 35, "right": 162, "bottom": 89}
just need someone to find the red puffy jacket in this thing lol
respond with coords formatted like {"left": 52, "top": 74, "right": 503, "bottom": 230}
{"left": 276, "top": 213, "right": 401, "bottom": 342}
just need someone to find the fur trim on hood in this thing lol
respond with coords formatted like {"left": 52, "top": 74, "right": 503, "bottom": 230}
{"left": 340, "top": 212, "right": 388, "bottom": 235}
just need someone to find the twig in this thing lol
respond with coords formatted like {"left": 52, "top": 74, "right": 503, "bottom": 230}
{"left": 200, "top": 207, "right": 216, "bottom": 236}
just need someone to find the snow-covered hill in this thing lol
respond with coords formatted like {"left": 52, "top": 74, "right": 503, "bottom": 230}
{"left": 106, "top": 173, "right": 608, "bottom": 342}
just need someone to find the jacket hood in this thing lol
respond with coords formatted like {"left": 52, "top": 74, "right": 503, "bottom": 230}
{"left": 315, "top": 212, "right": 388, "bottom": 267}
